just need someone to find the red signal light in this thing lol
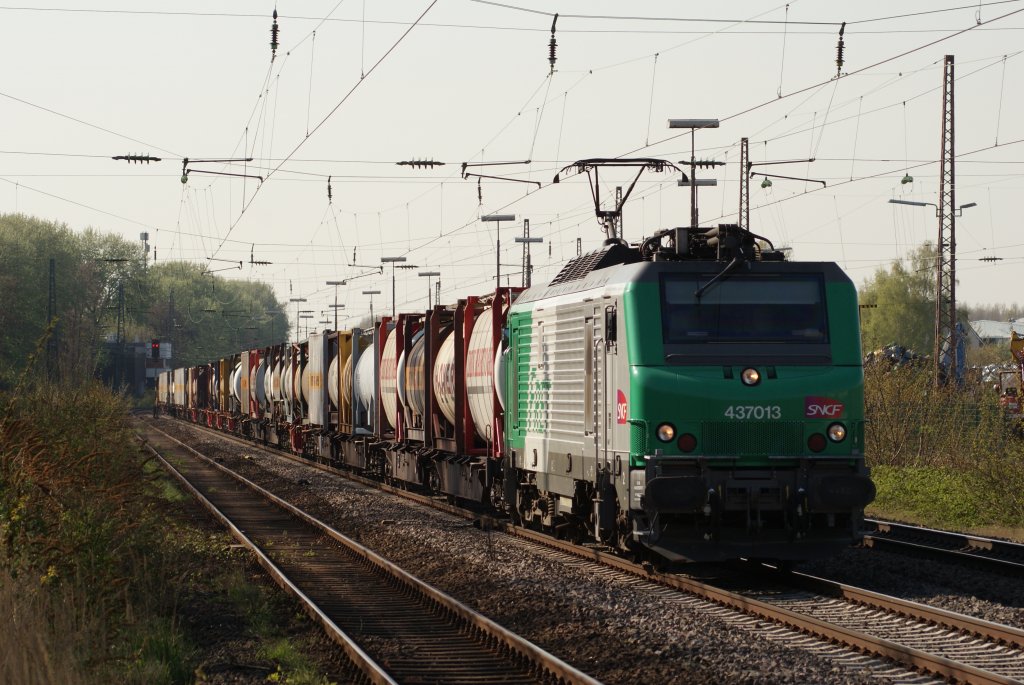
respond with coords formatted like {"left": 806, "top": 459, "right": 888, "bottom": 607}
{"left": 807, "top": 433, "right": 827, "bottom": 453}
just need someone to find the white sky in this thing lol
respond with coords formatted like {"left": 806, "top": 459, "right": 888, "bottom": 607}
{"left": 3, "top": 0, "right": 1023, "bottom": 333}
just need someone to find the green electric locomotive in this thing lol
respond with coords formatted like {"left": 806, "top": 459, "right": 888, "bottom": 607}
{"left": 502, "top": 224, "right": 875, "bottom": 562}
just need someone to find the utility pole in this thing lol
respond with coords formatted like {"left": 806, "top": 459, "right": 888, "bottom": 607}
{"left": 168, "top": 290, "right": 175, "bottom": 363}
{"left": 935, "top": 54, "right": 957, "bottom": 387}
{"left": 115, "top": 280, "right": 125, "bottom": 388}
{"left": 738, "top": 137, "right": 750, "bottom": 231}
{"left": 47, "top": 257, "right": 57, "bottom": 378}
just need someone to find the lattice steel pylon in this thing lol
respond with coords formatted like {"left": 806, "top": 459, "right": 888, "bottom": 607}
{"left": 738, "top": 137, "right": 750, "bottom": 230}
{"left": 934, "top": 55, "right": 957, "bottom": 387}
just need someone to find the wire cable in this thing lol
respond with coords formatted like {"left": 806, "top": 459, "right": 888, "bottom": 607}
{"left": 208, "top": 0, "right": 439, "bottom": 262}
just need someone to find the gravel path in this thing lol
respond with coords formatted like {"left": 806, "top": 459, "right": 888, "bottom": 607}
{"left": 155, "top": 419, "right": 952, "bottom": 685}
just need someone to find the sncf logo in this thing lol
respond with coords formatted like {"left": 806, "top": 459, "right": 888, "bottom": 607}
{"left": 616, "top": 390, "right": 628, "bottom": 424}
{"left": 805, "top": 396, "right": 844, "bottom": 418}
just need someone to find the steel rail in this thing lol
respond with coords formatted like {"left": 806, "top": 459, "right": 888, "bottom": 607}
{"left": 152, "top": 417, "right": 1024, "bottom": 684}
{"left": 140, "top": 421, "right": 602, "bottom": 685}
{"left": 864, "top": 518, "right": 1024, "bottom": 574}
{"left": 138, "top": 436, "right": 395, "bottom": 685}
{"left": 504, "top": 528, "right": 1024, "bottom": 685}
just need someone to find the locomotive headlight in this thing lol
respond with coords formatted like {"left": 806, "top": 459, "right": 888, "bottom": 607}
{"left": 656, "top": 422, "right": 676, "bottom": 442}
{"left": 827, "top": 422, "right": 847, "bottom": 443}
{"left": 741, "top": 368, "right": 761, "bottom": 386}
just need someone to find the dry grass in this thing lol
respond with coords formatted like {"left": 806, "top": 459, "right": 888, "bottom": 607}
{"left": 0, "top": 571, "right": 86, "bottom": 685}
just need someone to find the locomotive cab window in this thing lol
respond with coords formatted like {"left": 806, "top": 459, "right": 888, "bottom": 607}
{"left": 661, "top": 273, "right": 828, "bottom": 345}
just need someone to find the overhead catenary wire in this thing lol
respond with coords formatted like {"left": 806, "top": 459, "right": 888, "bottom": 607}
{"left": 208, "top": 0, "right": 440, "bottom": 262}
{"left": 14, "top": 0, "right": 1015, "bottom": 313}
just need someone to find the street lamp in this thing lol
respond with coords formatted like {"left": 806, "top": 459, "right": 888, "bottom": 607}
{"left": 299, "top": 313, "right": 314, "bottom": 339}
{"left": 381, "top": 256, "right": 407, "bottom": 318}
{"left": 668, "top": 118, "right": 720, "bottom": 227}
{"left": 888, "top": 199, "right": 977, "bottom": 215}
{"left": 328, "top": 304, "right": 345, "bottom": 330}
{"left": 289, "top": 297, "right": 307, "bottom": 342}
{"left": 362, "top": 289, "right": 382, "bottom": 325}
{"left": 418, "top": 271, "right": 441, "bottom": 309}
{"left": 326, "top": 280, "right": 346, "bottom": 330}
{"left": 887, "top": 198, "right": 977, "bottom": 386}
{"left": 481, "top": 214, "right": 515, "bottom": 287}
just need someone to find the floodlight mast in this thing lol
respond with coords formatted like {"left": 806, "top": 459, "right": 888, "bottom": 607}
{"left": 288, "top": 297, "right": 307, "bottom": 342}
{"left": 418, "top": 271, "right": 440, "bottom": 308}
{"left": 380, "top": 256, "right": 407, "bottom": 318}
{"left": 481, "top": 214, "right": 515, "bottom": 287}
{"left": 326, "top": 280, "right": 345, "bottom": 330}
{"left": 668, "top": 118, "right": 721, "bottom": 227}
{"left": 362, "top": 289, "right": 382, "bottom": 326}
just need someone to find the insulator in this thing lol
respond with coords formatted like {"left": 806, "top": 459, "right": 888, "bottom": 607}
{"left": 270, "top": 9, "right": 280, "bottom": 57}
{"left": 548, "top": 13, "right": 558, "bottom": 74}
{"left": 835, "top": 21, "right": 846, "bottom": 76}
{"left": 477, "top": 177, "right": 482, "bottom": 204}
{"left": 327, "top": 176, "right": 333, "bottom": 202}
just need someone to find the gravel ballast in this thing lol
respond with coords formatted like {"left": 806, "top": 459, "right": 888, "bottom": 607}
{"left": 154, "top": 419, "right": 960, "bottom": 685}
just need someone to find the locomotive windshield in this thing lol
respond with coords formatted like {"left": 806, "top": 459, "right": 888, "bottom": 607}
{"left": 660, "top": 273, "right": 828, "bottom": 344}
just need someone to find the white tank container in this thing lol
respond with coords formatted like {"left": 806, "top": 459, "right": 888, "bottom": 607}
{"left": 467, "top": 309, "right": 498, "bottom": 441}
{"left": 340, "top": 354, "right": 353, "bottom": 411}
{"left": 355, "top": 347, "right": 375, "bottom": 415}
{"left": 263, "top": 360, "right": 273, "bottom": 405}
{"left": 380, "top": 328, "right": 398, "bottom": 428}
{"left": 255, "top": 360, "right": 267, "bottom": 407}
{"left": 272, "top": 362, "right": 282, "bottom": 401}
{"left": 299, "top": 361, "right": 310, "bottom": 405}
{"left": 231, "top": 362, "right": 242, "bottom": 402}
{"left": 283, "top": 363, "right": 293, "bottom": 402}
{"left": 328, "top": 355, "right": 339, "bottom": 409}
{"left": 432, "top": 331, "right": 457, "bottom": 425}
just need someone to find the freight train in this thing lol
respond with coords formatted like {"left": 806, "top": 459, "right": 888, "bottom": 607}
{"left": 158, "top": 221, "right": 875, "bottom": 563}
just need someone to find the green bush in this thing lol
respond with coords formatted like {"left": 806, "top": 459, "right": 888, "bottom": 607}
{"left": 0, "top": 380, "right": 195, "bottom": 684}
{"left": 865, "top": 364, "right": 1024, "bottom": 529}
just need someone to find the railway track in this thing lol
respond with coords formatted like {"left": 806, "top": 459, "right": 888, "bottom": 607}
{"left": 138, "top": 421, "right": 600, "bottom": 685}
{"left": 512, "top": 528, "right": 1024, "bottom": 685}
{"left": 863, "top": 518, "right": 1024, "bottom": 574}
{"left": 153, "top": 417, "right": 1024, "bottom": 684}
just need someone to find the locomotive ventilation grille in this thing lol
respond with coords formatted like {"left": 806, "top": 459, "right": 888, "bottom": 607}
{"left": 701, "top": 421, "right": 803, "bottom": 457}
{"left": 629, "top": 420, "right": 648, "bottom": 455}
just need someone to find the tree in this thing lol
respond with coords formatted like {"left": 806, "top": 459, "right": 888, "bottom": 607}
{"left": 0, "top": 212, "right": 288, "bottom": 387}
{"left": 858, "top": 243, "right": 939, "bottom": 354}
